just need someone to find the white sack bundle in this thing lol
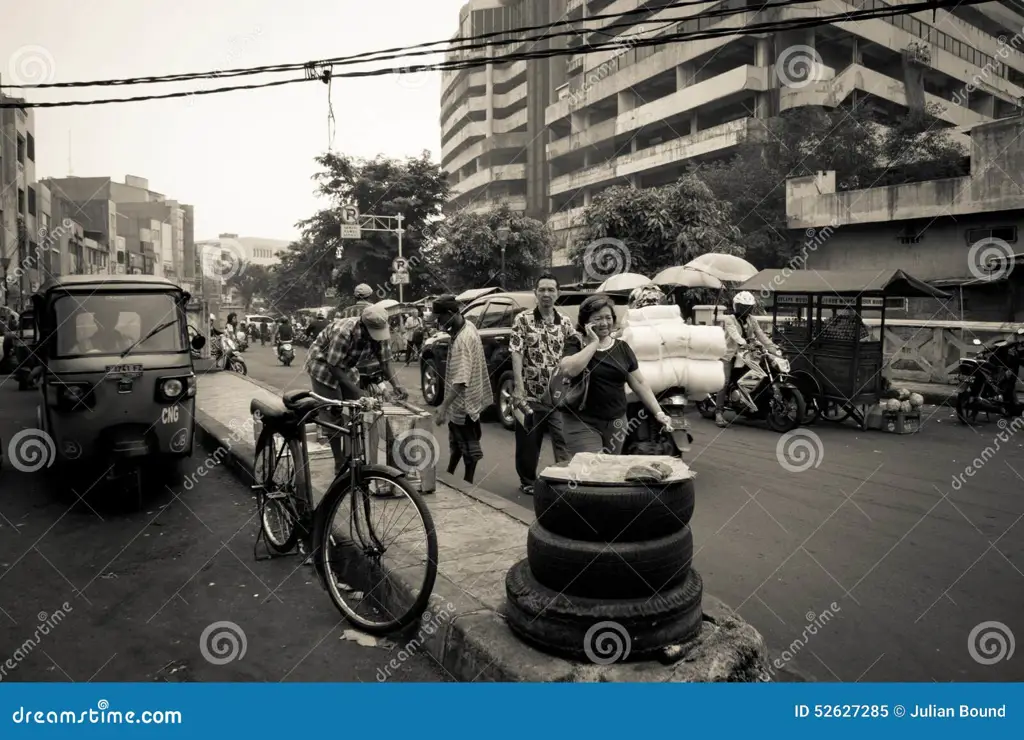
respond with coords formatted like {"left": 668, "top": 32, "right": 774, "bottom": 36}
{"left": 620, "top": 325, "right": 665, "bottom": 362}
{"left": 677, "top": 358, "right": 726, "bottom": 395}
{"left": 626, "top": 304, "right": 682, "bottom": 324}
{"left": 681, "top": 324, "right": 726, "bottom": 360}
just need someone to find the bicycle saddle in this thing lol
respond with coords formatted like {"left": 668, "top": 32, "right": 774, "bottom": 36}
{"left": 282, "top": 389, "right": 324, "bottom": 416}
{"left": 250, "top": 397, "right": 294, "bottom": 423}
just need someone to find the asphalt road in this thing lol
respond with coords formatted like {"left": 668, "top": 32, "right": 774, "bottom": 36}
{"left": 0, "top": 375, "right": 446, "bottom": 683}
{"left": 243, "top": 343, "right": 1024, "bottom": 682}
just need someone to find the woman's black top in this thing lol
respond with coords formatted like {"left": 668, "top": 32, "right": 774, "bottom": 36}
{"left": 563, "top": 335, "right": 639, "bottom": 420}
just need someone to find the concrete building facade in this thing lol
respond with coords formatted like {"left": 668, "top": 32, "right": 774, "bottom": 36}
{"left": 786, "top": 116, "right": 1024, "bottom": 322}
{"left": 441, "top": 0, "right": 1024, "bottom": 267}
{"left": 0, "top": 95, "right": 37, "bottom": 309}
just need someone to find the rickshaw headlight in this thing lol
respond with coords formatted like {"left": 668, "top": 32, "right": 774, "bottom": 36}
{"left": 161, "top": 378, "right": 184, "bottom": 398}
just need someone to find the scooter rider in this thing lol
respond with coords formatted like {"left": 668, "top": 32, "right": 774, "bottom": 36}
{"left": 716, "top": 291, "right": 780, "bottom": 428}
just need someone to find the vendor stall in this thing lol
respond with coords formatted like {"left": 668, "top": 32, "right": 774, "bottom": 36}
{"left": 739, "top": 269, "right": 952, "bottom": 429}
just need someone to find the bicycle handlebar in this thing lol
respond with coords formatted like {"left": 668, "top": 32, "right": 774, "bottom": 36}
{"left": 308, "top": 392, "right": 382, "bottom": 411}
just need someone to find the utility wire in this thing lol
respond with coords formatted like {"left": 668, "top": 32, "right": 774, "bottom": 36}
{"left": 1, "top": 0, "right": 983, "bottom": 91}
{"left": 0, "top": 0, "right": 773, "bottom": 89}
{"left": 0, "top": 0, "right": 990, "bottom": 108}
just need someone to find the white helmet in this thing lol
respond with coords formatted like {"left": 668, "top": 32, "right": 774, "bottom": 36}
{"left": 209, "top": 313, "right": 216, "bottom": 321}
{"left": 316, "top": 311, "right": 326, "bottom": 319}
{"left": 732, "top": 291, "right": 756, "bottom": 307}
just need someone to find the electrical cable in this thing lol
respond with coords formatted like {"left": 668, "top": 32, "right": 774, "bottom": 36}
{"left": 1, "top": 0, "right": 983, "bottom": 91}
{"left": 0, "top": 0, "right": 991, "bottom": 108}
{"left": 0, "top": 0, "right": 777, "bottom": 89}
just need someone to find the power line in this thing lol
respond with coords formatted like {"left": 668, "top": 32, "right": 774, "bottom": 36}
{"left": 1, "top": 0, "right": 982, "bottom": 92}
{"left": 0, "top": 0, "right": 761, "bottom": 89}
{"left": 0, "top": 0, "right": 993, "bottom": 109}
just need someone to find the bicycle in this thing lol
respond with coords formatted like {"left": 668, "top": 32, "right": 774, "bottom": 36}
{"left": 250, "top": 389, "right": 438, "bottom": 634}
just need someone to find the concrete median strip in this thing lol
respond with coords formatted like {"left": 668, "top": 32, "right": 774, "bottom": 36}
{"left": 193, "top": 371, "right": 772, "bottom": 682}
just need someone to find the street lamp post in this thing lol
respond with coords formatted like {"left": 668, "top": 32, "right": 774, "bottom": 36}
{"left": 496, "top": 225, "right": 510, "bottom": 289}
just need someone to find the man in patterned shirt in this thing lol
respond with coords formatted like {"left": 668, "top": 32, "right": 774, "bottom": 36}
{"left": 431, "top": 294, "right": 493, "bottom": 484}
{"left": 509, "top": 273, "right": 575, "bottom": 495}
{"left": 305, "top": 304, "right": 408, "bottom": 473}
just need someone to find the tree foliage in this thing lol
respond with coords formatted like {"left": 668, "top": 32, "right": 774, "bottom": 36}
{"left": 271, "top": 151, "right": 449, "bottom": 311}
{"left": 226, "top": 264, "right": 273, "bottom": 312}
{"left": 571, "top": 173, "right": 742, "bottom": 278}
{"left": 700, "top": 103, "right": 969, "bottom": 268}
{"left": 421, "top": 203, "right": 554, "bottom": 293}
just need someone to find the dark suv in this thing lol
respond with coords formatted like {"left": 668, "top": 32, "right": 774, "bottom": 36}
{"left": 419, "top": 291, "right": 626, "bottom": 429}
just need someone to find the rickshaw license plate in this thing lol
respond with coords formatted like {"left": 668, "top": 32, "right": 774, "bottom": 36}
{"left": 105, "top": 364, "right": 143, "bottom": 379}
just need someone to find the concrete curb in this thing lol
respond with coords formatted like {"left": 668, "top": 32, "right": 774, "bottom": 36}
{"left": 195, "top": 373, "right": 772, "bottom": 682}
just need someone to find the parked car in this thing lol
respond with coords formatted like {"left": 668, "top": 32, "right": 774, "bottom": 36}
{"left": 419, "top": 291, "right": 627, "bottom": 429}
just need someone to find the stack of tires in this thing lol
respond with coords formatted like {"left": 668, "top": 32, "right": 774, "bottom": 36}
{"left": 505, "top": 469, "right": 704, "bottom": 662}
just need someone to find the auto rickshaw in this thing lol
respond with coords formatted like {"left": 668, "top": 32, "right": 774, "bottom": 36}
{"left": 30, "top": 275, "right": 206, "bottom": 485}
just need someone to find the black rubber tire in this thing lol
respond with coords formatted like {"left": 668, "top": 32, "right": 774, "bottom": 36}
{"left": 504, "top": 559, "right": 704, "bottom": 661}
{"left": 230, "top": 358, "right": 248, "bottom": 375}
{"left": 497, "top": 371, "right": 516, "bottom": 430}
{"left": 253, "top": 429, "right": 303, "bottom": 554}
{"left": 534, "top": 476, "right": 695, "bottom": 542}
{"left": 955, "top": 389, "right": 977, "bottom": 425}
{"left": 527, "top": 522, "right": 692, "bottom": 598}
{"left": 421, "top": 361, "right": 443, "bottom": 406}
{"left": 767, "top": 386, "right": 805, "bottom": 433}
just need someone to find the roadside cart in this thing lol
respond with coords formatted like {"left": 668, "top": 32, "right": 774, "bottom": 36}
{"left": 738, "top": 269, "right": 952, "bottom": 429}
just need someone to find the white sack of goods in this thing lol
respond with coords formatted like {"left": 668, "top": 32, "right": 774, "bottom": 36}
{"left": 621, "top": 325, "right": 665, "bottom": 362}
{"left": 631, "top": 358, "right": 725, "bottom": 396}
{"left": 681, "top": 325, "right": 726, "bottom": 361}
{"left": 627, "top": 304, "right": 683, "bottom": 324}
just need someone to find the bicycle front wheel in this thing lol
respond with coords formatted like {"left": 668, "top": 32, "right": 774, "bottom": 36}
{"left": 315, "top": 471, "right": 438, "bottom": 634}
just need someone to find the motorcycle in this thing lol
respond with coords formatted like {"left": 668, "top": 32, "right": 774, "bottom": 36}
{"left": 697, "top": 347, "right": 806, "bottom": 432}
{"left": 235, "top": 330, "right": 249, "bottom": 352}
{"left": 276, "top": 341, "right": 295, "bottom": 367}
{"left": 214, "top": 333, "right": 248, "bottom": 374}
{"left": 953, "top": 328, "right": 1024, "bottom": 424}
{"left": 294, "top": 332, "right": 312, "bottom": 349}
{"left": 622, "top": 388, "right": 693, "bottom": 457}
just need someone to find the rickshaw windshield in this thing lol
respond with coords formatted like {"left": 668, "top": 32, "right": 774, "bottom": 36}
{"left": 52, "top": 292, "right": 185, "bottom": 357}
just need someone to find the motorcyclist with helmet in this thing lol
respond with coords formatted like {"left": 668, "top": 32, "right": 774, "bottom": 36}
{"left": 716, "top": 291, "right": 780, "bottom": 427}
{"left": 304, "top": 311, "right": 330, "bottom": 342}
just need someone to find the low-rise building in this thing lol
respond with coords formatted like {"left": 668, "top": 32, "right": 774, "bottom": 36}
{"left": 786, "top": 116, "right": 1024, "bottom": 322}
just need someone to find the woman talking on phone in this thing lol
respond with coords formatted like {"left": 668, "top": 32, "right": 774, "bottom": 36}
{"left": 557, "top": 294, "right": 673, "bottom": 455}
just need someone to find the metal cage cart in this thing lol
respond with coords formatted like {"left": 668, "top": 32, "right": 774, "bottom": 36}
{"left": 738, "top": 269, "right": 951, "bottom": 430}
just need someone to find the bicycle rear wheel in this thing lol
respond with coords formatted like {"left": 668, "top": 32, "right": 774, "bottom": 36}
{"left": 314, "top": 471, "right": 438, "bottom": 634}
{"left": 253, "top": 429, "right": 305, "bottom": 553}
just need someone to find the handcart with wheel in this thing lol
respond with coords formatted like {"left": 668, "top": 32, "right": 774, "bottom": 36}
{"left": 738, "top": 269, "right": 951, "bottom": 430}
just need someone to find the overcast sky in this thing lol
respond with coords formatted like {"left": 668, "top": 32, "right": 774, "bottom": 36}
{"left": 2, "top": 0, "right": 466, "bottom": 242}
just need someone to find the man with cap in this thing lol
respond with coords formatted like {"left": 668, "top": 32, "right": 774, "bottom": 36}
{"left": 305, "top": 304, "right": 409, "bottom": 474}
{"left": 337, "top": 283, "right": 376, "bottom": 319}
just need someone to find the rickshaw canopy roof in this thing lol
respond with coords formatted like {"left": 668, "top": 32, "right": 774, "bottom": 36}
{"left": 37, "top": 274, "right": 184, "bottom": 295}
{"left": 739, "top": 269, "right": 952, "bottom": 299}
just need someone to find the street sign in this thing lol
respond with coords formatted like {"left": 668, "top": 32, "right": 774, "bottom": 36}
{"left": 391, "top": 257, "right": 409, "bottom": 273}
{"left": 393, "top": 272, "right": 410, "bottom": 285}
{"left": 340, "top": 224, "right": 361, "bottom": 239}
{"left": 340, "top": 205, "right": 359, "bottom": 224}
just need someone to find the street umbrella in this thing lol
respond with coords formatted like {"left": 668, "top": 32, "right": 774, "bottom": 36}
{"left": 683, "top": 253, "right": 758, "bottom": 283}
{"left": 653, "top": 265, "right": 724, "bottom": 289}
{"left": 597, "top": 273, "right": 651, "bottom": 292}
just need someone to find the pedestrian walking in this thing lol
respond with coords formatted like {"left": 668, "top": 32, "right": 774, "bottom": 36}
{"left": 509, "top": 273, "right": 574, "bottom": 495}
{"left": 259, "top": 319, "right": 271, "bottom": 346}
{"left": 431, "top": 294, "right": 492, "bottom": 484}
{"left": 404, "top": 308, "right": 425, "bottom": 365}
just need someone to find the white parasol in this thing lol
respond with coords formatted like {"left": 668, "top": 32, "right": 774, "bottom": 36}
{"left": 653, "top": 265, "right": 724, "bottom": 289}
{"left": 682, "top": 253, "right": 758, "bottom": 283}
{"left": 597, "top": 273, "right": 652, "bottom": 292}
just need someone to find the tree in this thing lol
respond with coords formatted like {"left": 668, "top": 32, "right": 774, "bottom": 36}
{"left": 571, "top": 173, "right": 742, "bottom": 279}
{"left": 701, "top": 103, "right": 969, "bottom": 268}
{"left": 226, "top": 264, "right": 273, "bottom": 312}
{"left": 267, "top": 240, "right": 328, "bottom": 314}
{"left": 423, "top": 203, "right": 554, "bottom": 293}
{"left": 283, "top": 151, "right": 449, "bottom": 308}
